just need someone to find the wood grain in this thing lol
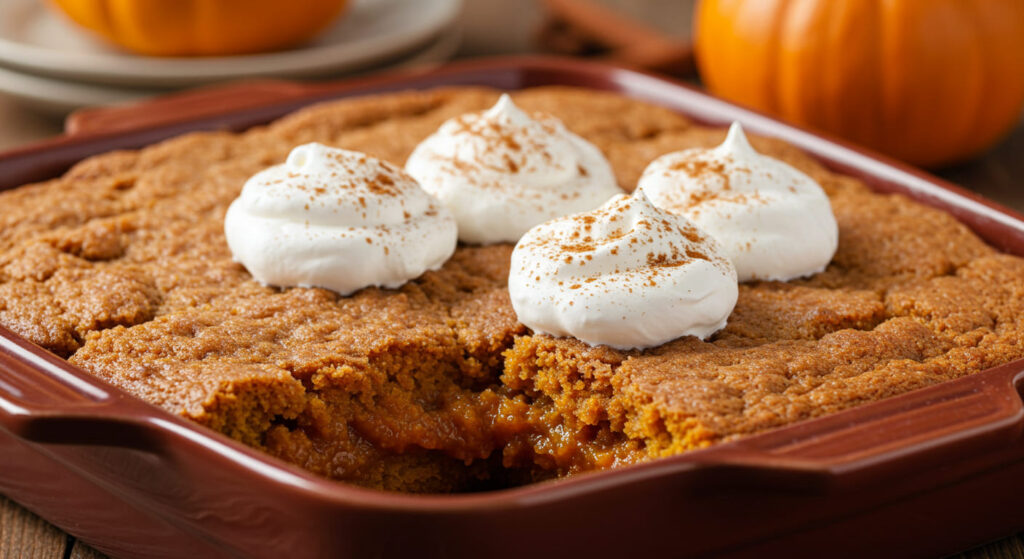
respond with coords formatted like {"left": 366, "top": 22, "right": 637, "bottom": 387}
{"left": 0, "top": 496, "right": 67, "bottom": 558}
{"left": 958, "top": 538, "right": 1024, "bottom": 559}
{"left": 69, "top": 540, "right": 107, "bottom": 559}
{"left": 939, "top": 118, "right": 1024, "bottom": 209}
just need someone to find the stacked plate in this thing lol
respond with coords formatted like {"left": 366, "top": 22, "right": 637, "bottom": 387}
{"left": 0, "top": 0, "right": 463, "bottom": 114}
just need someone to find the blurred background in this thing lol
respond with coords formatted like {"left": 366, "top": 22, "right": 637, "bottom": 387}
{"left": 0, "top": 0, "right": 1019, "bottom": 202}
{"left": 0, "top": 1, "right": 1022, "bottom": 557}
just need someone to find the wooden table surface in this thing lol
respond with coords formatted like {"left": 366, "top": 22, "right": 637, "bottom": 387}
{"left": 1, "top": 1, "right": 1023, "bottom": 557}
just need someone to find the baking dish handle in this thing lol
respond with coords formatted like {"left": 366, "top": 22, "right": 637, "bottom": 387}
{"left": 64, "top": 79, "right": 329, "bottom": 138}
{"left": 698, "top": 362, "right": 1024, "bottom": 488}
{"left": 0, "top": 333, "right": 157, "bottom": 447}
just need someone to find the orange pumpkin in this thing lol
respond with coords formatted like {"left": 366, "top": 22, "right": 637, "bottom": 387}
{"left": 695, "top": 0, "right": 1024, "bottom": 167}
{"left": 50, "top": 0, "right": 349, "bottom": 57}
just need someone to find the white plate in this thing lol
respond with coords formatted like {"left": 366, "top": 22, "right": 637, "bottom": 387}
{"left": 0, "top": 26, "right": 463, "bottom": 116}
{"left": 0, "top": 0, "right": 461, "bottom": 88}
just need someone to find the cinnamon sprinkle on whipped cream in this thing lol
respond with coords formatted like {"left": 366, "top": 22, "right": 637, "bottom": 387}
{"left": 509, "top": 190, "right": 738, "bottom": 350}
{"left": 224, "top": 143, "right": 457, "bottom": 295}
{"left": 405, "top": 94, "right": 623, "bottom": 244}
{"left": 638, "top": 123, "right": 838, "bottom": 282}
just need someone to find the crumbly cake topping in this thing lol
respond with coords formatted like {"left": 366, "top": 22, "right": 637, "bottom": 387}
{"left": 0, "top": 86, "right": 1019, "bottom": 492}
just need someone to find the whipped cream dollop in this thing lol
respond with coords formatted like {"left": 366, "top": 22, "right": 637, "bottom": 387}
{"left": 224, "top": 143, "right": 457, "bottom": 295}
{"left": 509, "top": 191, "right": 738, "bottom": 350}
{"left": 405, "top": 94, "right": 623, "bottom": 244}
{"left": 637, "top": 123, "right": 838, "bottom": 282}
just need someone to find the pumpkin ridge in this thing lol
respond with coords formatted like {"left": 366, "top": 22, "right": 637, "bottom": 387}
{"left": 765, "top": 0, "right": 791, "bottom": 115}
{"left": 94, "top": 0, "right": 113, "bottom": 39}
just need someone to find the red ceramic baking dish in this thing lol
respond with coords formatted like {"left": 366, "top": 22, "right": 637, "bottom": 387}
{"left": 2, "top": 57, "right": 1024, "bottom": 559}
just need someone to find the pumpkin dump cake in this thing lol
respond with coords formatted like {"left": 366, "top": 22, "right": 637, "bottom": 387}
{"left": 2, "top": 87, "right": 1023, "bottom": 492}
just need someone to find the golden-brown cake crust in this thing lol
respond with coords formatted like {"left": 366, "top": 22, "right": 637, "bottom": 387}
{"left": 1, "top": 86, "right": 1021, "bottom": 489}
